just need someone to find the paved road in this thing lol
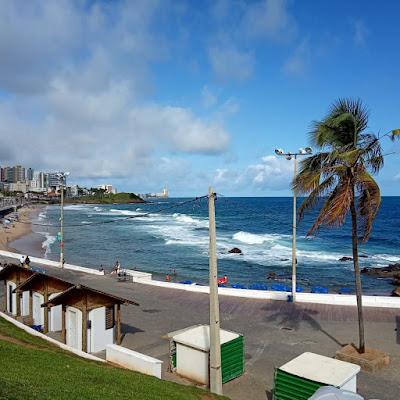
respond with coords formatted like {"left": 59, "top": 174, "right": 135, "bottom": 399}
{"left": 1, "top": 258, "right": 399, "bottom": 400}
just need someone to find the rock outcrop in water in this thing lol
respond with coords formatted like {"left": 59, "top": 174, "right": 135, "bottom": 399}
{"left": 228, "top": 247, "right": 243, "bottom": 254}
{"left": 339, "top": 256, "right": 353, "bottom": 262}
{"left": 361, "top": 263, "right": 400, "bottom": 277}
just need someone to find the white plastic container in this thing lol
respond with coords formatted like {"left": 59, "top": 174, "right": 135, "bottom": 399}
{"left": 309, "top": 386, "right": 364, "bottom": 399}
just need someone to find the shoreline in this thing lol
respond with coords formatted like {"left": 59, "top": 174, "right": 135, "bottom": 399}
{"left": 0, "top": 205, "right": 45, "bottom": 256}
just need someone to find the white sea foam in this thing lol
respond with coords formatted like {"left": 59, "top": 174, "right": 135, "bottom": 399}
{"left": 38, "top": 212, "right": 47, "bottom": 221}
{"left": 93, "top": 206, "right": 103, "bottom": 212}
{"left": 173, "top": 213, "right": 208, "bottom": 228}
{"left": 233, "top": 231, "right": 287, "bottom": 245}
{"left": 109, "top": 208, "right": 145, "bottom": 217}
{"left": 64, "top": 205, "right": 91, "bottom": 211}
{"left": 371, "top": 254, "right": 400, "bottom": 263}
{"left": 39, "top": 232, "right": 56, "bottom": 258}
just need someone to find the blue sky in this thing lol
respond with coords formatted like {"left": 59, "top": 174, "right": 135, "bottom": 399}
{"left": 0, "top": 0, "right": 399, "bottom": 196}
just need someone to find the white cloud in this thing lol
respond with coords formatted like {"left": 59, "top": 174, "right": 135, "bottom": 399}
{"left": 201, "top": 86, "right": 218, "bottom": 108}
{"left": 283, "top": 38, "right": 311, "bottom": 76}
{"left": 353, "top": 19, "right": 368, "bottom": 47}
{"left": 208, "top": 0, "right": 296, "bottom": 82}
{"left": 208, "top": 43, "right": 254, "bottom": 81}
{"left": 241, "top": 0, "right": 296, "bottom": 42}
{"left": 0, "top": 1, "right": 232, "bottom": 185}
{"left": 213, "top": 155, "right": 293, "bottom": 191}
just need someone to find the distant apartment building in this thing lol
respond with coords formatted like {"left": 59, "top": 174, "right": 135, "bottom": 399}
{"left": 8, "top": 181, "right": 29, "bottom": 193}
{"left": 0, "top": 165, "right": 27, "bottom": 183}
{"left": 26, "top": 167, "right": 34, "bottom": 181}
{"left": 48, "top": 172, "right": 63, "bottom": 188}
{"left": 66, "top": 185, "right": 79, "bottom": 197}
{"left": 30, "top": 171, "right": 48, "bottom": 193}
{"left": 97, "top": 184, "right": 117, "bottom": 194}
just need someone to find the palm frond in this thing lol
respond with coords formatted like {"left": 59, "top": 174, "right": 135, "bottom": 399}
{"left": 309, "top": 98, "right": 369, "bottom": 150}
{"left": 356, "top": 171, "right": 381, "bottom": 241}
{"left": 297, "top": 175, "right": 336, "bottom": 220}
{"left": 307, "top": 176, "right": 353, "bottom": 236}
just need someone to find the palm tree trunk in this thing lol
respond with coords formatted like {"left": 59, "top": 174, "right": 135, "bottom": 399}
{"left": 350, "top": 186, "right": 366, "bottom": 353}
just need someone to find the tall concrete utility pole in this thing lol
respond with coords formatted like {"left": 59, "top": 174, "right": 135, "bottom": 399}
{"left": 60, "top": 176, "right": 64, "bottom": 269}
{"left": 208, "top": 187, "right": 222, "bottom": 395}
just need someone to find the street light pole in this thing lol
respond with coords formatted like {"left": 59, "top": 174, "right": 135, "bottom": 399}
{"left": 291, "top": 155, "right": 297, "bottom": 302}
{"left": 274, "top": 147, "right": 312, "bottom": 302}
{"left": 58, "top": 172, "right": 69, "bottom": 269}
{"left": 208, "top": 187, "right": 222, "bottom": 395}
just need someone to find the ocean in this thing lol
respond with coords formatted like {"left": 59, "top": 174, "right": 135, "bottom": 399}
{"left": 33, "top": 197, "right": 400, "bottom": 295}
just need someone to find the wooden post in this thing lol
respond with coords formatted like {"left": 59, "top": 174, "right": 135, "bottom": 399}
{"left": 16, "top": 292, "right": 21, "bottom": 317}
{"left": 29, "top": 290, "right": 33, "bottom": 321}
{"left": 61, "top": 305, "right": 66, "bottom": 343}
{"left": 3, "top": 281, "right": 6, "bottom": 312}
{"left": 82, "top": 294, "right": 88, "bottom": 352}
{"left": 116, "top": 303, "right": 121, "bottom": 345}
{"left": 16, "top": 272, "right": 21, "bottom": 317}
{"left": 208, "top": 187, "right": 222, "bottom": 395}
{"left": 43, "top": 281, "right": 49, "bottom": 333}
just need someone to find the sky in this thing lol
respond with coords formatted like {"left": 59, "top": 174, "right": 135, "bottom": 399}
{"left": 0, "top": 0, "right": 399, "bottom": 197}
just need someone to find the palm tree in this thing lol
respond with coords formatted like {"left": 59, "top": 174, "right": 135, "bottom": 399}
{"left": 293, "top": 98, "right": 385, "bottom": 354}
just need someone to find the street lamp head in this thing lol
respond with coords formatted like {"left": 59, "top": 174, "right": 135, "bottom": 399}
{"left": 275, "top": 148, "right": 285, "bottom": 156}
{"left": 304, "top": 147, "right": 313, "bottom": 154}
{"left": 285, "top": 155, "right": 292, "bottom": 161}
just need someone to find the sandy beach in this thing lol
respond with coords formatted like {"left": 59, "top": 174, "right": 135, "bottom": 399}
{"left": 0, "top": 205, "right": 44, "bottom": 254}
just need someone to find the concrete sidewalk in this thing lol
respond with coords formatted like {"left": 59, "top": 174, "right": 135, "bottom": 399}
{"left": 1, "top": 257, "right": 399, "bottom": 400}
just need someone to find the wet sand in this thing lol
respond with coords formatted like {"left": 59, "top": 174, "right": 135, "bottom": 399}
{"left": 0, "top": 205, "right": 44, "bottom": 256}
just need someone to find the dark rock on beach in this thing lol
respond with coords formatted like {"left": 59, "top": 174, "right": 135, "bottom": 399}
{"left": 391, "top": 273, "right": 400, "bottom": 286}
{"left": 391, "top": 287, "right": 400, "bottom": 297}
{"left": 228, "top": 247, "right": 243, "bottom": 254}
{"left": 339, "top": 256, "right": 353, "bottom": 262}
{"left": 361, "top": 263, "right": 400, "bottom": 277}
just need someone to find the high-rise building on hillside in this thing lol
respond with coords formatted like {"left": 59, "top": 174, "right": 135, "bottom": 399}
{"left": 27, "top": 167, "right": 34, "bottom": 181}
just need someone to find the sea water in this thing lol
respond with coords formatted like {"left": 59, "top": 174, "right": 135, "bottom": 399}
{"left": 37, "top": 197, "right": 400, "bottom": 294}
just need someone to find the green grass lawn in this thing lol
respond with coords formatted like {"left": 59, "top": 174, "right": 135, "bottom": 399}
{"left": 0, "top": 317, "right": 227, "bottom": 400}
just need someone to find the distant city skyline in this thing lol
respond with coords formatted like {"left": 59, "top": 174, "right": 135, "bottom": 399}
{"left": 0, "top": 1, "right": 399, "bottom": 197}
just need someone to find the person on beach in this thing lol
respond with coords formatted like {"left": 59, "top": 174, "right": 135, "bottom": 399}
{"left": 24, "top": 256, "right": 30, "bottom": 269}
{"left": 166, "top": 274, "right": 171, "bottom": 282}
{"left": 112, "top": 259, "right": 120, "bottom": 274}
{"left": 20, "top": 255, "right": 25, "bottom": 267}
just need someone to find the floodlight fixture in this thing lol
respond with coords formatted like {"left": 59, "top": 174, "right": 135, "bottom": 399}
{"left": 304, "top": 147, "right": 312, "bottom": 154}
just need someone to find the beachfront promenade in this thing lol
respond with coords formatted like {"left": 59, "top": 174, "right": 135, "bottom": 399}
{"left": 1, "top": 256, "right": 399, "bottom": 400}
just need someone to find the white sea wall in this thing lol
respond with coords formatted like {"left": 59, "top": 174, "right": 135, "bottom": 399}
{"left": 106, "top": 344, "right": 163, "bottom": 378}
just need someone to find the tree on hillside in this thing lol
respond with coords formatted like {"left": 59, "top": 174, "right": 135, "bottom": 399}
{"left": 293, "top": 98, "right": 394, "bottom": 353}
